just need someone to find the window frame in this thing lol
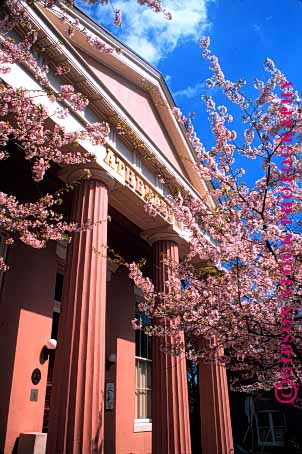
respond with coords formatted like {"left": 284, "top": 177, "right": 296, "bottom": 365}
{"left": 256, "top": 409, "right": 286, "bottom": 447}
{"left": 135, "top": 356, "right": 152, "bottom": 422}
{"left": 134, "top": 293, "right": 152, "bottom": 430}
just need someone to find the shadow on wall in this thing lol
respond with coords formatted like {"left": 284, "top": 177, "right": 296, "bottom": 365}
{"left": 12, "top": 437, "right": 19, "bottom": 454}
{"left": 91, "top": 397, "right": 104, "bottom": 453}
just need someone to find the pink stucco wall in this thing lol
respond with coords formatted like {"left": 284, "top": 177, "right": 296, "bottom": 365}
{"left": 81, "top": 51, "right": 187, "bottom": 179}
{"left": 0, "top": 240, "right": 57, "bottom": 453}
{"left": 105, "top": 267, "right": 151, "bottom": 454}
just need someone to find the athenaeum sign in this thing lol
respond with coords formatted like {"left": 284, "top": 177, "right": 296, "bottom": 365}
{"left": 104, "top": 146, "right": 174, "bottom": 224}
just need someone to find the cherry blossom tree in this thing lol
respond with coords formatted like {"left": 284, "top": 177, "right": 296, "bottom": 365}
{"left": 1, "top": 0, "right": 302, "bottom": 394}
{"left": 129, "top": 37, "right": 302, "bottom": 395}
{"left": 0, "top": 0, "right": 170, "bottom": 268}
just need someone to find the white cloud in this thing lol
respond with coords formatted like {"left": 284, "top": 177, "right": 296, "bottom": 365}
{"left": 78, "top": 0, "right": 213, "bottom": 65}
{"left": 173, "top": 82, "right": 204, "bottom": 99}
{"left": 252, "top": 23, "right": 264, "bottom": 42}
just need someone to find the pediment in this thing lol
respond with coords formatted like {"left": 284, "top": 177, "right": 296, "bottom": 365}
{"left": 75, "top": 47, "right": 189, "bottom": 179}
{"left": 37, "top": 4, "right": 215, "bottom": 207}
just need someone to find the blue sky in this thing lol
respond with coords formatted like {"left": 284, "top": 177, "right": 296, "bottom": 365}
{"left": 77, "top": 0, "right": 302, "bottom": 183}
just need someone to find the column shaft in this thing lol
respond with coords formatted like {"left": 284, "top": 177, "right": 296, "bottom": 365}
{"left": 46, "top": 179, "right": 108, "bottom": 454}
{"left": 152, "top": 240, "right": 191, "bottom": 454}
{"left": 199, "top": 347, "right": 234, "bottom": 454}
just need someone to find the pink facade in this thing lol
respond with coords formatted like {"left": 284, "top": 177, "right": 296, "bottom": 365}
{"left": 0, "top": 4, "right": 234, "bottom": 454}
{"left": 0, "top": 242, "right": 57, "bottom": 453}
{"left": 82, "top": 52, "right": 188, "bottom": 178}
{"left": 106, "top": 267, "right": 152, "bottom": 454}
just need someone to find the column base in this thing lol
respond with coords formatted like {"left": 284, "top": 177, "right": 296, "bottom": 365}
{"left": 18, "top": 433, "right": 47, "bottom": 454}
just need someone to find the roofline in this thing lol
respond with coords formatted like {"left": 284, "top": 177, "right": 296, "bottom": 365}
{"left": 73, "top": 6, "right": 184, "bottom": 114}
{"left": 71, "top": 5, "right": 162, "bottom": 78}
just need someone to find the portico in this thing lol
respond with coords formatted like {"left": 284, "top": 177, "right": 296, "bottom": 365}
{"left": 0, "top": 2, "right": 234, "bottom": 453}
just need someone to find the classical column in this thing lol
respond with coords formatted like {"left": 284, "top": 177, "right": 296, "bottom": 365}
{"left": 46, "top": 169, "right": 113, "bottom": 454}
{"left": 199, "top": 341, "right": 234, "bottom": 454}
{"left": 144, "top": 230, "right": 191, "bottom": 454}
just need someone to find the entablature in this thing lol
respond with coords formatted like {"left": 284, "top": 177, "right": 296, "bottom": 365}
{"left": 0, "top": 1, "right": 218, "bottom": 253}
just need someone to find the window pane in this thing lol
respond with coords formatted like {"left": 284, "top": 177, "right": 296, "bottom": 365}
{"left": 136, "top": 359, "right": 151, "bottom": 419}
{"left": 256, "top": 411, "right": 286, "bottom": 446}
{"left": 274, "top": 427, "right": 285, "bottom": 443}
{"left": 257, "top": 412, "right": 270, "bottom": 427}
{"left": 54, "top": 273, "right": 64, "bottom": 302}
{"left": 135, "top": 330, "right": 141, "bottom": 357}
{"left": 146, "top": 361, "right": 151, "bottom": 389}
{"left": 135, "top": 306, "right": 152, "bottom": 360}
{"left": 258, "top": 428, "right": 273, "bottom": 443}
{"left": 272, "top": 411, "right": 284, "bottom": 426}
{"left": 135, "top": 301, "right": 152, "bottom": 420}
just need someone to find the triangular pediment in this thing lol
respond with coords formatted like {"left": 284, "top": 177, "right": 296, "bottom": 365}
{"left": 75, "top": 47, "right": 189, "bottom": 179}
{"left": 38, "top": 4, "right": 215, "bottom": 206}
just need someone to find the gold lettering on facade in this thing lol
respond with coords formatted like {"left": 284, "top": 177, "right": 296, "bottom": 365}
{"left": 116, "top": 157, "right": 125, "bottom": 178}
{"left": 135, "top": 177, "right": 145, "bottom": 197}
{"left": 104, "top": 149, "right": 117, "bottom": 171}
{"left": 125, "top": 167, "right": 136, "bottom": 188}
{"left": 153, "top": 195, "right": 161, "bottom": 209}
{"left": 143, "top": 185, "right": 153, "bottom": 202}
{"left": 104, "top": 147, "right": 174, "bottom": 224}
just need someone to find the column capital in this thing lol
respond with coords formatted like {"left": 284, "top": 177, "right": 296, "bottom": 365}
{"left": 58, "top": 164, "right": 115, "bottom": 191}
{"left": 141, "top": 227, "right": 181, "bottom": 246}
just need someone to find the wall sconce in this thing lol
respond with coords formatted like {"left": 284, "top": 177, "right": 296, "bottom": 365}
{"left": 46, "top": 339, "right": 57, "bottom": 350}
{"left": 106, "top": 353, "right": 116, "bottom": 371}
{"left": 40, "top": 339, "right": 57, "bottom": 364}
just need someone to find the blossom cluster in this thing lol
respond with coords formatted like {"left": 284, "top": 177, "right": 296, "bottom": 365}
{"left": 0, "top": 191, "right": 82, "bottom": 271}
{"left": 132, "top": 37, "right": 302, "bottom": 392}
{"left": 0, "top": 87, "right": 109, "bottom": 181}
{"left": 0, "top": 0, "right": 112, "bottom": 271}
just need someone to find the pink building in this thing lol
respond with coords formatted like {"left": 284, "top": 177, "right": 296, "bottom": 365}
{"left": 0, "top": 3, "right": 234, "bottom": 454}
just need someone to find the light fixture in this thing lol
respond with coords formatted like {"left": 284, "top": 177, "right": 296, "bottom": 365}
{"left": 40, "top": 339, "right": 57, "bottom": 363}
{"left": 108, "top": 353, "right": 116, "bottom": 363}
{"left": 106, "top": 353, "right": 116, "bottom": 370}
{"left": 46, "top": 338, "right": 57, "bottom": 350}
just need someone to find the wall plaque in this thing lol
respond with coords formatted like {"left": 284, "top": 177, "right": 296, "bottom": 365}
{"left": 31, "top": 368, "right": 41, "bottom": 385}
{"left": 105, "top": 383, "right": 115, "bottom": 410}
{"left": 30, "top": 389, "right": 38, "bottom": 402}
